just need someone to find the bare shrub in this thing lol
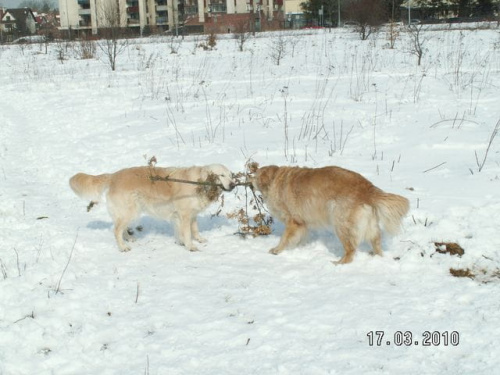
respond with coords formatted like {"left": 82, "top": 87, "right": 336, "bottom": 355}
{"left": 55, "top": 40, "right": 68, "bottom": 63}
{"left": 77, "top": 38, "right": 96, "bottom": 59}
{"left": 233, "top": 18, "right": 251, "bottom": 52}
{"left": 386, "top": 20, "right": 400, "bottom": 49}
{"left": 169, "top": 36, "right": 181, "bottom": 54}
{"left": 269, "top": 33, "right": 287, "bottom": 66}
{"left": 198, "top": 33, "right": 217, "bottom": 51}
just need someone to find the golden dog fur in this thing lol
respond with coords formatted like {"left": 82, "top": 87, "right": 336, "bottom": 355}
{"left": 69, "top": 164, "right": 235, "bottom": 252}
{"left": 251, "top": 165, "right": 409, "bottom": 264}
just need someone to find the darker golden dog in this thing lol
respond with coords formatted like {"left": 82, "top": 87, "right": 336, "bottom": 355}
{"left": 251, "top": 165, "right": 409, "bottom": 264}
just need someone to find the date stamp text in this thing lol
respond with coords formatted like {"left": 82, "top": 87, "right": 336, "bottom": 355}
{"left": 367, "top": 331, "right": 460, "bottom": 347}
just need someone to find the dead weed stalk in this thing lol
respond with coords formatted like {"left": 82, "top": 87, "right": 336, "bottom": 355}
{"left": 228, "top": 160, "right": 273, "bottom": 237}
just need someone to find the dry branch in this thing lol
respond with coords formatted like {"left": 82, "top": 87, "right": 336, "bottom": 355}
{"left": 228, "top": 160, "right": 273, "bottom": 237}
{"left": 422, "top": 162, "right": 446, "bottom": 173}
{"left": 476, "top": 119, "right": 500, "bottom": 172}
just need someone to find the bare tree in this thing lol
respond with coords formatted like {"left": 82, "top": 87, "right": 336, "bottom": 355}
{"left": 233, "top": 18, "right": 251, "bottom": 52}
{"left": 20, "top": 0, "right": 53, "bottom": 12}
{"left": 497, "top": 2, "right": 500, "bottom": 27}
{"left": 97, "top": 0, "right": 127, "bottom": 71}
{"left": 344, "top": 0, "right": 386, "bottom": 40}
{"left": 407, "top": 24, "right": 428, "bottom": 66}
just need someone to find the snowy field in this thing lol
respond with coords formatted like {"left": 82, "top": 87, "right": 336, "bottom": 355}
{"left": 1, "top": 25, "right": 500, "bottom": 374}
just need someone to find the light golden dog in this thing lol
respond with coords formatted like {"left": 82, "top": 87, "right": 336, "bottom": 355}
{"left": 69, "top": 164, "right": 235, "bottom": 252}
{"left": 251, "top": 165, "right": 409, "bottom": 264}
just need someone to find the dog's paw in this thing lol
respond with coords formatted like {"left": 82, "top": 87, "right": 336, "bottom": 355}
{"left": 124, "top": 235, "right": 136, "bottom": 243}
{"left": 189, "top": 246, "right": 199, "bottom": 252}
{"left": 269, "top": 247, "right": 282, "bottom": 255}
{"left": 119, "top": 246, "right": 131, "bottom": 252}
{"left": 195, "top": 236, "right": 207, "bottom": 244}
{"left": 332, "top": 256, "right": 353, "bottom": 265}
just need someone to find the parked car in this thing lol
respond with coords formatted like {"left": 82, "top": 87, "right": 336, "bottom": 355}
{"left": 343, "top": 21, "right": 360, "bottom": 28}
{"left": 11, "top": 35, "right": 46, "bottom": 44}
{"left": 381, "top": 21, "right": 403, "bottom": 28}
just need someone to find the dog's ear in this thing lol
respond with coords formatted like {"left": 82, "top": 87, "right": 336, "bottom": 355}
{"left": 200, "top": 166, "right": 212, "bottom": 181}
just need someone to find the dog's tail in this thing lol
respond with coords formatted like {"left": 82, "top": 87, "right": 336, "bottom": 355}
{"left": 373, "top": 190, "right": 410, "bottom": 235}
{"left": 69, "top": 173, "right": 112, "bottom": 203}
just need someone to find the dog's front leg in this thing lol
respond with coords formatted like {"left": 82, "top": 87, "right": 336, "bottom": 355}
{"left": 191, "top": 218, "right": 207, "bottom": 244}
{"left": 178, "top": 213, "right": 198, "bottom": 252}
{"left": 269, "top": 219, "right": 307, "bottom": 255}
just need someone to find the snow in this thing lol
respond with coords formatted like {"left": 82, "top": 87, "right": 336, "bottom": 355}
{"left": 1, "top": 25, "right": 500, "bottom": 374}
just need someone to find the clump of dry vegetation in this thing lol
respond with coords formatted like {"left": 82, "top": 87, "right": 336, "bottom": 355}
{"left": 227, "top": 160, "right": 273, "bottom": 237}
{"left": 449, "top": 267, "right": 500, "bottom": 283}
{"left": 196, "top": 172, "right": 222, "bottom": 202}
{"left": 449, "top": 268, "right": 475, "bottom": 279}
{"left": 198, "top": 33, "right": 217, "bottom": 51}
{"left": 431, "top": 241, "right": 500, "bottom": 283}
{"left": 434, "top": 242, "right": 465, "bottom": 257}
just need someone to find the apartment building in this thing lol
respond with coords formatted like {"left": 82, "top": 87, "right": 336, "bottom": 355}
{"left": 58, "top": 0, "right": 290, "bottom": 36}
{"left": 59, "top": 0, "right": 173, "bottom": 34}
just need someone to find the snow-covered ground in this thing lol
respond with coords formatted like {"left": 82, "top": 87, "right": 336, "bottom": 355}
{"left": 1, "top": 25, "right": 500, "bottom": 374}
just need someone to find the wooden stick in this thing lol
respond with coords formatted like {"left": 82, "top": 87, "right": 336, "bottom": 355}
{"left": 149, "top": 175, "right": 251, "bottom": 187}
{"left": 149, "top": 175, "right": 222, "bottom": 187}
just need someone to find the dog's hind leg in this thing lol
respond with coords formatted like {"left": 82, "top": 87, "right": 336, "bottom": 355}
{"left": 107, "top": 197, "right": 138, "bottom": 252}
{"left": 332, "top": 216, "right": 360, "bottom": 264}
{"left": 363, "top": 206, "right": 383, "bottom": 257}
{"left": 269, "top": 219, "right": 307, "bottom": 255}
{"left": 370, "top": 231, "right": 383, "bottom": 257}
{"left": 334, "top": 230, "right": 357, "bottom": 264}
{"left": 113, "top": 218, "right": 132, "bottom": 252}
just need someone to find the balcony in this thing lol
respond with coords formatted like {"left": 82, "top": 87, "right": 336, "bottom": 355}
{"left": 127, "top": 6, "right": 139, "bottom": 13}
{"left": 157, "top": 5, "right": 168, "bottom": 11}
{"left": 127, "top": 2, "right": 139, "bottom": 10}
{"left": 79, "top": 19, "right": 92, "bottom": 27}
{"left": 77, "top": 0, "right": 90, "bottom": 5}
{"left": 79, "top": 9, "right": 91, "bottom": 15}
{"left": 156, "top": 17, "right": 168, "bottom": 24}
{"left": 208, "top": 4, "right": 226, "bottom": 13}
{"left": 184, "top": 6, "right": 198, "bottom": 15}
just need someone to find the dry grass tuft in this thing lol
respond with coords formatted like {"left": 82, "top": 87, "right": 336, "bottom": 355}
{"left": 449, "top": 266, "right": 500, "bottom": 283}
{"left": 449, "top": 268, "right": 475, "bottom": 279}
{"left": 434, "top": 242, "right": 465, "bottom": 257}
{"left": 87, "top": 201, "right": 97, "bottom": 212}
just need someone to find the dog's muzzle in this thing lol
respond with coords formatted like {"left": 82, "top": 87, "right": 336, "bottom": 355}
{"left": 224, "top": 182, "right": 236, "bottom": 192}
